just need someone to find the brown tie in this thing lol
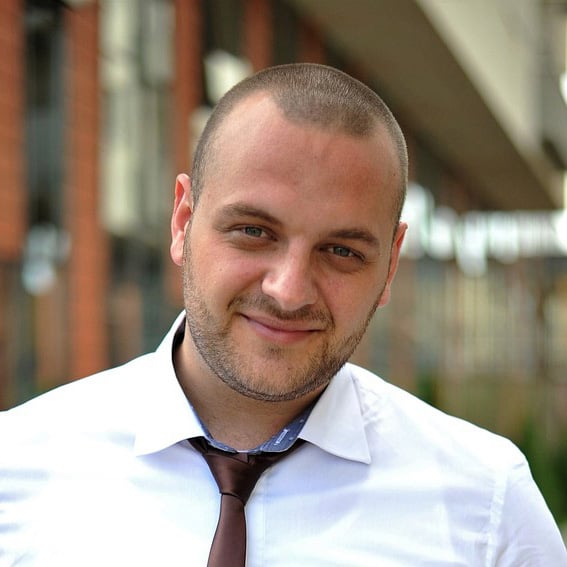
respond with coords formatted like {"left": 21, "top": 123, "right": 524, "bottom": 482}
{"left": 190, "top": 437, "right": 304, "bottom": 566}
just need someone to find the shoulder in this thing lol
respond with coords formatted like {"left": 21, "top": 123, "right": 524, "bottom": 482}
{"left": 341, "top": 364, "right": 563, "bottom": 553}
{"left": 0, "top": 352, "right": 155, "bottom": 452}
{"left": 322, "top": 364, "right": 565, "bottom": 563}
{"left": 343, "top": 362, "right": 524, "bottom": 472}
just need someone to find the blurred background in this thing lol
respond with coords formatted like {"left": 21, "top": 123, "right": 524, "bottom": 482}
{"left": 1, "top": 0, "right": 566, "bottom": 529}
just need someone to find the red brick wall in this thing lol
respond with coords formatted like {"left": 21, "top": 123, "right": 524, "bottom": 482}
{"left": 173, "top": 0, "right": 203, "bottom": 176}
{"left": 0, "top": 1, "right": 25, "bottom": 407}
{"left": 0, "top": 0, "right": 26, "bottom": 262}
{"left": 299, "top": 20, "right": 325, "bottom": 64}
{"left": 244, "top": 0, "right": 273, "bottom": 71}
{"left": 64, "top": 2, "right": 109, "bottom": 380}
{"left": 166, "top": 0, "right": 204, "bottom": 307}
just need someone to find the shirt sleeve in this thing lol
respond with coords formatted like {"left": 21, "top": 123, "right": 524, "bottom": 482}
{"left": 488, "top": 453, "right": 567, "bottom": 566}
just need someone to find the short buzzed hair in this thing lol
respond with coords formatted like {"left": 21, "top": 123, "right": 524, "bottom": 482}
{"left": 190, "top": 63, "right": 408, "bottom": 222}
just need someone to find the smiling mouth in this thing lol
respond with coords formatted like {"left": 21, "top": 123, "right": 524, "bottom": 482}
{"left": 240, "top": 314, "right": 323, "bottom": 344}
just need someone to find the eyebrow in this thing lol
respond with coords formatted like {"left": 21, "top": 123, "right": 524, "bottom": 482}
{"left": 328, "top": 228, "right": 380, "bottom": 250}
{"left": 217, "top": 203, "right": 283, "bottom": 227}
{"left": 217, "top": 202, "right": 380, "bottom": 250}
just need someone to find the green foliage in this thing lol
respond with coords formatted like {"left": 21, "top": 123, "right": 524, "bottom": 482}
{"left": 519, "top": 417, "right": 567, "bottom": 525}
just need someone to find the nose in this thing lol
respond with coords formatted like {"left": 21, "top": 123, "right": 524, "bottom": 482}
{"left": 261, "top": 252, "right": 318, "bottom": 312}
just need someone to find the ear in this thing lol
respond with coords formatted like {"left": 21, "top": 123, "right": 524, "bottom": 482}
{"left": 377, "top": 222, "right": 407, "bottom": 308}
{"left": 170, "top": 173, "right": 194, "bottom": 266}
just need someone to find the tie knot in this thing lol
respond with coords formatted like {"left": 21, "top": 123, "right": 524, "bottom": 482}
{"left": 202, "top": 451, "right": 272, "bottom": 504}
{"left": 190, "top": 437, "right": 305, "bottom": 504}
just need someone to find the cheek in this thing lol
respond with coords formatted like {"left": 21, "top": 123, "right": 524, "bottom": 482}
{"left": 327, "top": 269, "right": 388, "bottom": 322}
{"left": 194, "top": 249, "right": 264, "bottom": 301}
{"left": 321, "top": 281, "right": 374, "bottom": 327}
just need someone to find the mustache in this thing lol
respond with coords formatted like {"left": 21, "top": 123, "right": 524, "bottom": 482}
{"left": 230, "top": 295, "right": 333, "bottom": 327}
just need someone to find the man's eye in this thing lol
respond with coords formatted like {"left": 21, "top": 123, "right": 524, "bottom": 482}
{"left": 330, "top": 245, "right": 355, "bottom": 258}
{"left": 242, "top": 226, "right": 265, "bottom": 238}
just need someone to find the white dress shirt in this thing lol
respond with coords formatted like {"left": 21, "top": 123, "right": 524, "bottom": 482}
{"left": 1, "top": 314, "right": 565, "bottom": 566}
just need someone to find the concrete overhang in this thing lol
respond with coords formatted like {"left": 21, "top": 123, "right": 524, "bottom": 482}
{"left": 289, "top": 0, "right": 563, "bottom": 210}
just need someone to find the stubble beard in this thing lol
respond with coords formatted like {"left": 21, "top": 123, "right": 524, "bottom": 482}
{"left": 182, "top": 237, "right": 383, "bottom": 403}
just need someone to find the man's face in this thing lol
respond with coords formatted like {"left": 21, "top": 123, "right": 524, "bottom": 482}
{"left": 171, "top": 93, "right": 406, "bottom": 402}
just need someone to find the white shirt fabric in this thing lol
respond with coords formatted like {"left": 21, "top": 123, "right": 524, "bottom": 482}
{"left": 1, "top": 314, "right": 565, "bottom": 566}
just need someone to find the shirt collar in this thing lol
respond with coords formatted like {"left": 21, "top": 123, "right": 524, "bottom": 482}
{"left": 299, "top": 366, "right": 372, "bottom": 464}
{"left": 134, "top": 313, "right": 372, "bottom": 465}
{"left": 133, "top": 312, "right": 204, "bottom": 456}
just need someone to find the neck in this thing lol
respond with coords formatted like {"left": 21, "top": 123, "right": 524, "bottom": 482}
{"left": 173, "top": 333, "right": 322, "bottom": 451}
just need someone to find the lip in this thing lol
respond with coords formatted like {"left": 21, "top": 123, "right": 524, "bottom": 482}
{"left": 240, "top": 313, "right": 323, "bottom": 344}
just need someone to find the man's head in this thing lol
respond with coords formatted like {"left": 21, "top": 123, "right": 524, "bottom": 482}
{"left": 190, "top": 63, "right": 408, "bottom": 225}
{"left": 171, "top": 63, "right": 408, "bottom": 404}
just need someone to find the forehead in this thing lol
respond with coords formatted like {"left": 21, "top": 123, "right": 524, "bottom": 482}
{"left": 200, "top": 93, "right": 401, "bottom": 226}
{"left": 212, "top": 94, "right": 398, "bottom": 178}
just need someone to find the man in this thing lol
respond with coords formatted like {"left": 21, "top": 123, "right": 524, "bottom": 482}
{"left": 1, "top": 64, "right": 565, "bottom": 566}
